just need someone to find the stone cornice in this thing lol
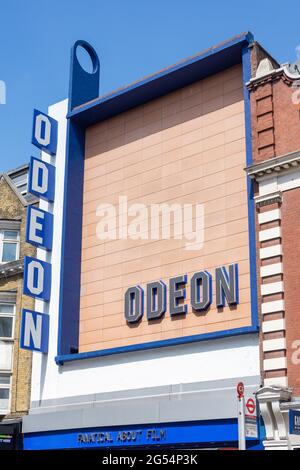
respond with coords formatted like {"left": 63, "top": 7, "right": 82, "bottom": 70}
{"left": 0, "top": 258, "right": 24, "bottom": 279}
{"left": 245, "top": 150, "right": 300, "bottom": 180}
{"left": 254, "top": 191, "right": 282, "bottom": 208}
{"left": 246, "top": 64, "right": 300, "bottom": 90}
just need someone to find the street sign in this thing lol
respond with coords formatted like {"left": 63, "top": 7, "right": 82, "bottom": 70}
{"left": 245, "top": 415, "right": 258, "bottom": 438}
{"left": 245, "top": 397, "right": 258, "bottom": 439}
{"left": 290, "top": 410, "right": 300, "bottom": 435}
{"left": 237, "top": 383, "right": 258, "bottom": 443}
{"left": 237, "top": 382, "right": 245, "bottom": 450}
{"left": 246, "top": 398, "right": 256, "bottom": 415}
{"left": 237, "top": 382, "right": 244, "bottom": 398}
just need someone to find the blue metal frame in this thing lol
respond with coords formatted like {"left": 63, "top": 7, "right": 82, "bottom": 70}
{"left": 56, "top": 32, "right": 258, "bottom": 364}
{"left": 67, "top": 33, "right": 254, "bottom": 128}
{"left": 242, "top": 43, "right": 259, "bottom": 331}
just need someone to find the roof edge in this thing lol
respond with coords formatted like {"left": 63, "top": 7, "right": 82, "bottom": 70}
{"left": 67, "top": 32, "right": 254, "bottom": 127}
{"left": 0, "top": 173, "right": 28, "bottom": 207}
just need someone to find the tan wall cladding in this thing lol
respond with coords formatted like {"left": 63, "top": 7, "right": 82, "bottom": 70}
{"left": 79, "top": 64, "right": 252, "bottom": 353}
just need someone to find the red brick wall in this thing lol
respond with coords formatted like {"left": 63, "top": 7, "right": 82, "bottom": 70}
{"left": 281, "top": 188, "right": 300, "bottom": 395}
{"left": 273, "top": 80, "right": 300, "bottom": 157}
{"left": 249, "top": 45, "right": 300, "bottom": 393}
{"left": 250, "top": 78, "right": 300, "bottom": 163}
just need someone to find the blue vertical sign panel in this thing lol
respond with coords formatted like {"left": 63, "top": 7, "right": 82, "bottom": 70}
{"left": 20, "top": 309, "right": 49, "bottom": 353}
{"left": 20, "top": 108, "right": 57, "bottom": 355}
{"left": 26, "top": 206, "right": 53, "bottom": 250}
{"left": 28, "top": 156, "right": 56, "bottom": 202}
{"left": 32, "top": 109, "right": 58, "bottom": 156}
{"left": 23, "top": 256, "right": 52, "bottom": 301}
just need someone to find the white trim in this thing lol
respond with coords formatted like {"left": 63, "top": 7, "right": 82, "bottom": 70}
{"left": 259, "top": 245, "right": 282, "bottom": 260}
{"left": 260, "top": 263, "right": 283, "bottom": 278}
{"left": 280, "top": 168, "right": 300, "bottom": 192}
{"left": 254, "top": 191, "right": 282, "bottom": 207}
{"left": 261, "top": 282, "right": 284, "bottom": 296}
{"left": 258, "top": 209, "right": 281, "bottom": 225}
{"left": 259, "top": 227, "right": 281, "bottom": 242}
{"left": 262, "top": 319, "right": 285, "bottom": 333}
{"left": 264, "top": 376, "right": 288, "bottom": 387}
{"left": 262, "top": 300, "right": 285, "bottom": 315}
{"left": 263, "top": 357, "right": 287, "bottom": 371}
{"left": 263, "top": 338, "right": 286, "bottom": 352}
{"left": 258, "top": 176, "right": 278, "bottom": 196}
{"left": 258, "top": 167, "right": 300, "bottom": 196}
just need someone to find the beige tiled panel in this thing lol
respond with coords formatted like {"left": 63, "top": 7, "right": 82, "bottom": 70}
{"left": 79, "top": 64, "right": 252, "bottom": 352}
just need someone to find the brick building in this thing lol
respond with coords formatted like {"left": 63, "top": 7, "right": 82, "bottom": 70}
{"left": 0, "top": 165, "right": 36, "bottom": 449}
{"left": 246, "top": 50, "right": 300, "bottom": 449}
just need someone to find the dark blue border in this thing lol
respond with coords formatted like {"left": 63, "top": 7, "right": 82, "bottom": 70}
{"left": 242, "top": 43, "right": 259, "bottom": 331}
{"left": 68, "top": 33, "right": 253, "bottom": 128}
{"left": 56, "top": 32, "right": 258, "bottom": 364}
{"left": 57, "top": 120, "right": 85, "bottom": 355}
{"left": 56, "top": 325, "right": 257, "bottom": 365}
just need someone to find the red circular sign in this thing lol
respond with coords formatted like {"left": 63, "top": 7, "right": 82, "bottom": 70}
{"left": 237, "top": 382, "right": 244, "bottom": 398}
{"left": 246, "top": 398, "right": 256, "bottom": 414}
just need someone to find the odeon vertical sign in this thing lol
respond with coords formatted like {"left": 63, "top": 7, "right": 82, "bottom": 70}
{"left": 20, "top": 109, "right": 57, "bottom": 354}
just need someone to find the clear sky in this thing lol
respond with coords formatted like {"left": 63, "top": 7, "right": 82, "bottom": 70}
{"left": 0, "top": 0, "right": 299, "bottom": 173}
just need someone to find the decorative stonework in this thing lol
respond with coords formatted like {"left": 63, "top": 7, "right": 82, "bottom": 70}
{"left": 246, "top": 150, "right": 300, "bottom": 179}
{"left": 256, "top": 386, "right": 292, "bottom": 449}
{"left": 255, "top": 195, "right": 287, "bottom": 388}
{"left": 0, "top": 259, "right": 24, "bottom": 279}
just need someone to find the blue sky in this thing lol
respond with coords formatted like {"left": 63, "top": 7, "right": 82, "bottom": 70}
{"left": 0, "top": 0, "right": 299, "bottom": 172}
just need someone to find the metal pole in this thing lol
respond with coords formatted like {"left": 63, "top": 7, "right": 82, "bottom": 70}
{"left": 238, "top": 395, "right": 246, "bottom": 450}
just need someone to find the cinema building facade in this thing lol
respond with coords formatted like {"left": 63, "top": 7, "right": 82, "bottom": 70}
{"left": 21, "top": 32, "right": 300, "bottom": 450}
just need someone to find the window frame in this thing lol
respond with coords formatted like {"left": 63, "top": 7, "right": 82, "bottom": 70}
{"left": 10, "top": 171, "right": 28, "bottom": 196}
{"left": 0, "top": 373, "right": 12, "bottom": 415}
{"left": 0, "top": 303, "right": 15, "bottom": 341}
{"left": 0, "top": 230, "right": 20, "bottom": 264}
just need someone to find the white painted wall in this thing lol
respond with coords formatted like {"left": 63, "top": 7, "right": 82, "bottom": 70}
{"left": 258, "top": 167, "right": 300, "bottom": 197}
{"left": 0, "top": 341, "right": 13, "bottom": 370}
{"left": 30, "top": 99, "right": 260, "bottom": 404}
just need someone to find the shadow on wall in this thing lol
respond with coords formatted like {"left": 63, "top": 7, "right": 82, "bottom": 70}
{"left": 85, "top": 64, "right": 243, "bottom": 162}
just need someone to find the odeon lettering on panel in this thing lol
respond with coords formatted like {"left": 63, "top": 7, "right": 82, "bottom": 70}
{"left": 53, "top": 37, "right": 258, "bottom": 365}
{"left": 20, "top": 109, "right": 57, "bottom": 354}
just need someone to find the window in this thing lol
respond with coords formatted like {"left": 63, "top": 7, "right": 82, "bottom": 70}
{"left": 0, "top": 304, "right": 15, "bottom": 339}
{"left": 0, "top": 374, "right": 11, "bottom": 413}
{"left": 10, "top": 171, "right": 28, "bottom": 196}
{"left": 0, "top": 230, "right": 19, "bottom": 263}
